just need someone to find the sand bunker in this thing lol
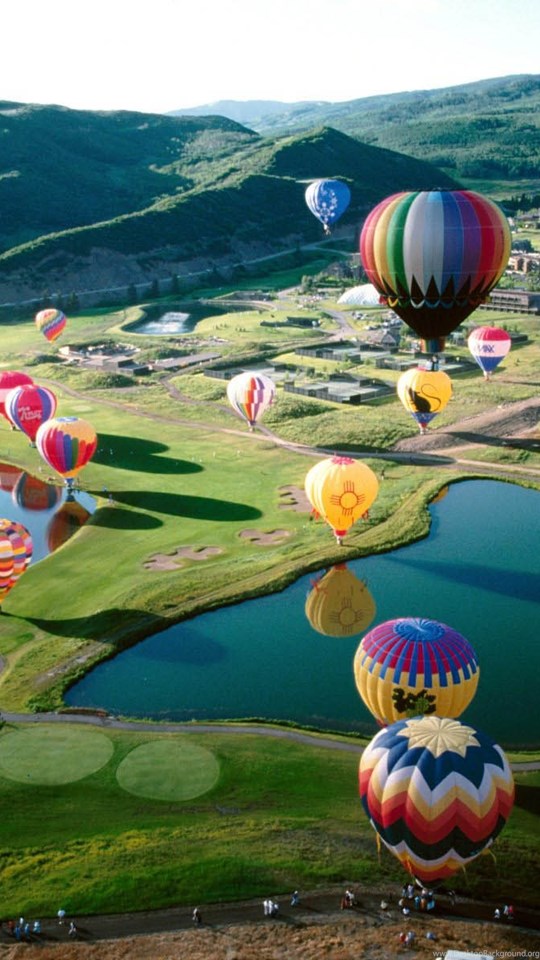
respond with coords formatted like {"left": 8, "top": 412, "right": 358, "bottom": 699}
{"left": 144, "top": 546, "right": 222, "bottom": 571}
{"left": 278, "top": 484, "right": 311, "bottom": 512}
{"left": 239, "top": 528, "right": 291, "bottom": 545}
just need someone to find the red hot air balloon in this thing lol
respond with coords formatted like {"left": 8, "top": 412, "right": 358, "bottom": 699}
{"left": 360, "top": 189, "right": 511, "bottom": 352}
{"left": 5, "top": 384, "right": 57, "bottom": 444}
{"left": 467, "top": 326, "right": 512, "bottom": 380}
{"left": 0, "top": 372, "right": 34, "bottom": 423}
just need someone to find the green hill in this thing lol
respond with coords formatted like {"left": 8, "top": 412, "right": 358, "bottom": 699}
{"left": 0, "top": 114, "right": 458, "bottom": 302}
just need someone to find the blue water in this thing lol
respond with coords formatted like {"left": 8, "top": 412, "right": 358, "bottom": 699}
{"left": 66, "top": 480, "right": 540, "bottom": 748}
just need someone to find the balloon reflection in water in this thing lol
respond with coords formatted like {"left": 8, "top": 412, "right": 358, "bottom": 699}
{"left": 47, "top": 499, "right": 91, "bottom": 553}
{"left": 305, "top": 565, "right": 376, "bottom": 637}
{"left": 12, "top": 473, "right": 62, "bottom": 512}
{"left": 0, "top": 518, "right": 33, "bottom": 608}
{"left": 0, "top": 464, "right": 23, "bottom": 493}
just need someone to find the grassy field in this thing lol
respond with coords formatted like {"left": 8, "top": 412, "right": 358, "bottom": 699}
{"left": 0, "top": 284, "right": 538, "bottom": 918}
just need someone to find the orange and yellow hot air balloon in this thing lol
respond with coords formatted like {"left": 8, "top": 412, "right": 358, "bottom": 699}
{"left": 305, "top": 564, "right": 376, "bottom": 638}
{"left": 397, "top": 367, "right": 452, "bottom": 434}
{"left": 304, "top": 456, "right": 379, "bottom": 545}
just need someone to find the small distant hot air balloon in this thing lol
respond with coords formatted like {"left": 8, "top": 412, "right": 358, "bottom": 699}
{"left": 305, "top": 179, "right": 351, "bottom": 234}
{"left": 359, "top": 715, "right": 514, "bottom": 886}
{"left": 353, "top": 616, "right": 480, "bottom": 726}
{"left": 305, "top": 564, "right": 376, "bottom": 638}
{"left": 47, "top": 499, "right": 91, "bottom": 552}
{"left": 35, "top": 308, "right": 67, "bottom": 343}
{"left": 226, "top": 372, "right": 276, "bottom": 429}
{"left": 467, "top": 326, "right": 512, "bottom": 380}
{"left": 304, "top": 456, "right": 379, "bottom": 545}
{"left": 5, "top": 383, "right": 57, "bottom": 444}
{"left": 12, "top": 472, "right": 63, "bottom": 512}
{"left": 397, "top": 367, "right": 452, "bottom": 434}
{"left": 0, "top": 371, "right": 34, "bottom": 423}
{"left": 360, "top": 189, "right": 511, "bottom": 352}
{"left": 36, "top": 416, "right": 97, "bottom": 491}
{"left": 0, "top": 518, "right": 33, "bottom": 608}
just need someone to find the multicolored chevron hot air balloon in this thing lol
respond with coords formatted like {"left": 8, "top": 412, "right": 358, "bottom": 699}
{"left": 305, "top": 456, "right": 379, "bottom": 545}
{"left": 305, "top": 565, "right": 376, "bottom": 638}
{"left": 0, "top": 518, "right": 33, "bottom": 607}
{"left": 397, "top": 367, "right": 452, "bottom": 434}
{"left": 360, "top": 189, "right": 511, "bottom": 350}
{"left": 359, "top": 715, "right": 514, "bottom": 886}
{"left": 12, "top": 472, "right": 62, "bottom": 512}
{"left": 353, "top": 617, "right": 479, "bottom": 725}
{"left": 5, "top": 383, "right": 57, "bottom": 444}
{"left": 467, "top": 326, "right": 512, "bottom": 379}
{"left": 0, "top": 371, "right": 34, "bottom": 423}
{"left": 36, "top": 416, "right": 97, "bottom": 490}
{"left": 226, "top": 372, "right": 276, "bottom": 429}
{"left": 305, "top": 179, "right": 351, "bottom": 234}
{"left": 47, "top": 499, "right": 91, "bottom": 552}
{"left": 35, "top": 308, "right": 67, "bottom": 343}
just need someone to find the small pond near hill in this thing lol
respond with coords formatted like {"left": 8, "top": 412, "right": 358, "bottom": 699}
{"left": 130, "top": 301, "right": 245, "bottom": 335}
{"left": 66, "top": 480, "right": 540, "bottom": 749}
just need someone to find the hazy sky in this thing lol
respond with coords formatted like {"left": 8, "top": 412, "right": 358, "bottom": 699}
{"left": 2, "top": 0, "right": 538, "bottom": 114}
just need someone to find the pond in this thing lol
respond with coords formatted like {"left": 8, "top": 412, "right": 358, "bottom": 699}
{"left": 0, "top": 463, "right": 96, "bottom": 561}
{"left": 65, "top": 480, "right": 540, "bottom": 749}
{"left": 130, "top": 301, "right": 244, "bottom": 335}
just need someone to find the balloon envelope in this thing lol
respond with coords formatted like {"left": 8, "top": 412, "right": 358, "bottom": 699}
{"left": 397, "top": 367, "right": 452, "bottom": 431}
{"left": 353, "top": 616, "right": 479, "bottom": 725}
{"left": 12, "top": 472, "right": 63, "bottom": 512}
{"left": 305, "top": 565, "right": 376, "bottom": 637}
{"left": 5, "top": 384, "right": 57, "bottom": 443}
{"left": 226, "top": 372, "right": 276, "bottom": 427}
{"left": 0, "top": 371, "right": 34, "bottom": 421}
{"left": 360, "top": 189, "right": 511, "bottom": 342}
{"left": 467, "top": 326, "right": 511, "bottom": 376}
{"left": 305, "top": 179, "right": 351, "bottom": 231}
{"left": 36, "top": 417, "right": 98, "bottom": 484}
{"left": 47, "top": 499, "right": 91, "bottom": 552}
{"left": 0, "top": 518, "right": 33, "bottom": 605}
{"left": 359, "top": 715, "right": 514, "bottom": 886}
{"left": 35, "top": 308, "right": 67, "bottom": 343}
{"left": 304, "top": 456, "right": 379, "bottom": 543}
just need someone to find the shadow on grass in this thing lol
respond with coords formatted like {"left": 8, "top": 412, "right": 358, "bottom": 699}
{"left": 515, "top": 782, "right": 540, "bottom": 815}
{"left": 446, "top": 431, "right": 539, "bottom": 451}
{"left": 384, "top": 555, "right": 540, "bottom": 603}
{"left": 93, "top": 433, "right": 203, "bottom": 475}
{"left": 113, "top": 490, "right": 262, "bottom": 521}
{"left": 23, "top": 609, "right": 168, "bottom": 643}
{"left": 88, "top": 506, "right": 163, "bottom": 530}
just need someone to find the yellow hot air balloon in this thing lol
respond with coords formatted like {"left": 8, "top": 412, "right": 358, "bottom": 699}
{"left": 304, "top": 455, "right": 379, "bottom": 545}
{"left": 305, "top": 564, "right": 376, "bottom": 638}
{"left": 397, "top": 367, "right": 452, "bottom": 434}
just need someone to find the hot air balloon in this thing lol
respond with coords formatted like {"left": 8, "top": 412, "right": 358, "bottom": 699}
{"left": 304, "top": 456, "right": 379, "bottom": 545}
{"left": 353, "top": 617, "right": 479, "bottom": 725}
{"left": 0, "top": 371, "right": 34, "bottom": 423}
{"left": 467, "top": 326, "right": 512, "bottom": 380}
{"left": 0, "top": 518, "right": 33, "bottom": 608}
{"left": 397, "top": 367, "right": 452, "bottom": 434}
{"left": 12, "top": 472, "right": 62, "bottom": 512}
{"left": 0, "top": 464, "right": 23, "bottom": 493}
{"left": 5, "top": 383, "right": 57, "bottom": 444}
{"left": 305, "top": 564, "right": 376, "bottom": 638}
{"left": 359, "top": 715, "right": 514, "bottom": 886}
{"left": 36, "top": 417, "right": 97, "bottom": 490}
{"left": 35, "top": 308, "right": 67, "bottom": 343}
{"left": 360, "top": 189, "right": 511, "bottom": 351}
{"left": 305, "top": 179, "right": 351, "bottom": 234}
{"left": 226, "top": 372, "right": 276, "bottom": 429}
{"left": 47, "top": 499, "right": 91, "bottom": 552}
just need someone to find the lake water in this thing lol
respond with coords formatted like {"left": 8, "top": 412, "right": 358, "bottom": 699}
{"left": 65, "top": 480, "right": 539, "bottom": 749}
{"left": 131, "top": 302, "right": 242, "bottom": 335}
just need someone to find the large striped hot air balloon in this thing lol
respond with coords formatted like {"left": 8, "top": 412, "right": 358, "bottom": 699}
{"left": 396, "top": 367, "right": 452, "bottom": 434}
{"left": 0, "top": 371, "right": 34, "bottom": 422}
{"left": 0, "top": 518, "right": 33, "bottom": 607}
{"left": 305, "top": 456, "right": 379, "bottom": 545}
{"left": 226, "top": 372, "right": 276, "bottom": 429}
{"left": 359, "top": 715, "right": 514, "bottom": 886}
{"left": 353, "top": 617, "right": 479, "bottom": 725}
{"left": 35, "top": 308, "right": 67, "bottom": 343}
{"left": 36, "top": 417, "right": 97, "bottom": 490}
{"left": 467, "top": 326, "right": 512, "bottom": 379}
{"left": 5, "top": 383, "right": 57, "bottom": 444}
{"left": 360, "top": 189, "right": 511, "bottom": 351}
{"left": 305, "top": 565, "right": 376, "bottom": 638}
{"left": 305, "top": 179, "right": 351, "bottom": 234}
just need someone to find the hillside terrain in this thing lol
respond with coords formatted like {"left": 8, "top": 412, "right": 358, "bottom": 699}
{"left": 175, "top": 74, "right": 540, "bottom": 185}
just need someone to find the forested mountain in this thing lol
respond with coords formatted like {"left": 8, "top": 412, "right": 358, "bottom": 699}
{"left": 173, "top": 75, "right": 540, "bottom": 182}
{"left": 0, "top": 106, "right": 458, "bottom": 303}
